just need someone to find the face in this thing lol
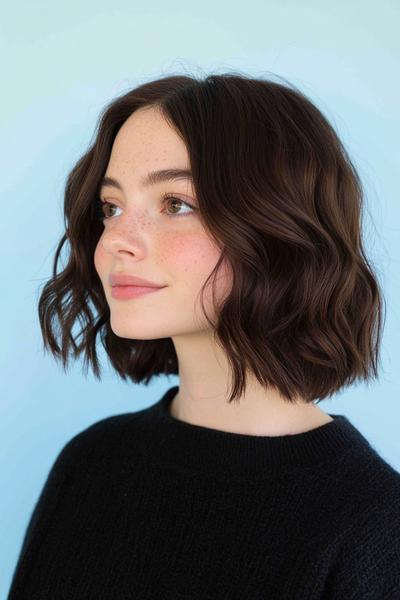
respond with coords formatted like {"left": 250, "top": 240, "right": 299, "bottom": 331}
{"left": 94, "top": 105, "right": 233, "bottom": 340}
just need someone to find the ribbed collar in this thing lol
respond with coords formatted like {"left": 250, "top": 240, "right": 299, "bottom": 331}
{"left": 145, "top": 386, "right": 373, "bottom": 480}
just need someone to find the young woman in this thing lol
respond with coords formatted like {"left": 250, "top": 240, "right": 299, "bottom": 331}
{"left": 9, "top": 72, "right": 400, "bottom": 599}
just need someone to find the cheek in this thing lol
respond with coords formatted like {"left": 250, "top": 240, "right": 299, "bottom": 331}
{"left": 166, "top": 231, "right": 233, "bottom": 307}
{"left": 165, "top": 231, "right": 221, "bottom": 282}
{"left": 93, "top": 241, "right": 108, "bottom": 281}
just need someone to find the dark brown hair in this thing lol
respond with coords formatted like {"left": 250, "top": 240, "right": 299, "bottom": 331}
{"left": 38, "top": 71, "right": 385, "bottom": 405}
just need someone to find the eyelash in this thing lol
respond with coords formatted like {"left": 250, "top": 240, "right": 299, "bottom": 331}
{"left": 95, "top": 193, "right": 196, "bottom": 221}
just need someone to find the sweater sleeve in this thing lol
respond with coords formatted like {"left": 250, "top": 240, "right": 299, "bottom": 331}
{"left": 325, "top": 496, "right": 400, "bottom": 600}
{"left": 8, "top": 435, "right": 80, "bottom": 598}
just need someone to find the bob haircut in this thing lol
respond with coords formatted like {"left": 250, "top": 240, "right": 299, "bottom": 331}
{"left": 38, "top": 71, "right": 385, "bottom": 406}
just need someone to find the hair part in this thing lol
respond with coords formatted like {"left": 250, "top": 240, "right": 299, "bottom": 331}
{"left": 38, "top": 71, "right": 386, "bottom": 406}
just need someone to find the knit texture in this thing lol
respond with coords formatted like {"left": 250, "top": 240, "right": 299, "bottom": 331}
{"left": 8, "top": 386, "right": 400, "bottom": 599}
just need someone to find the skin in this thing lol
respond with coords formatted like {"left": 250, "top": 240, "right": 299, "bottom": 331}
{"left": 94, "top": 105, "right": 333, "bottom": 436}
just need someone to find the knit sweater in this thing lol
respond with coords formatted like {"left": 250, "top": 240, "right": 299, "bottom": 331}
{"left": 8, "top": 385, "right": 400, "bottom": 599}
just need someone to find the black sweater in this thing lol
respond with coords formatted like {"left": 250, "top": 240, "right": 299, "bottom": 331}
{"left": 8, "top": 386, "right": 400, "bottom": 599}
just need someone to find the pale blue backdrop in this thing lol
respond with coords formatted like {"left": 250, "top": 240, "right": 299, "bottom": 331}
{"left": 1, "top": 0, "right": 399, "bottom": 596}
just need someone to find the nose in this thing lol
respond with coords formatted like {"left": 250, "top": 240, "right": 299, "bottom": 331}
{"left": 99, "top": 214, "right": 151, "bottom": 258}
{"left": 101, "top": 231, "right": 139, "bottom": 257}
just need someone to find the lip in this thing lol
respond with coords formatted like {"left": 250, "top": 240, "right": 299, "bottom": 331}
{"left": 109, "top": 273, "right": 165, "bottom": 288}
{"left": 111, "top": 285, "right": 165, "bottom": 300}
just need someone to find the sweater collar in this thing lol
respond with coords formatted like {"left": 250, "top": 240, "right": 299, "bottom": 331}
{"left": 145, "top": 385, "right": 373, "bottom": 480}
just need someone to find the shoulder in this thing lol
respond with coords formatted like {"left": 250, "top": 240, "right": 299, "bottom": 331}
{"left": 53, "top": 403, "right": 156, "bottom": 474}
{"left": 330, "top": 442, "right": 400, "bottom": 528}
{"left": 344, "top": 450, "right": 400, "bottom": 536}
{"left": 342, "top": 444, "right": 400, "bottom": 504}
{"left": 318, "top": 450, "right": 400, "bottom": 598}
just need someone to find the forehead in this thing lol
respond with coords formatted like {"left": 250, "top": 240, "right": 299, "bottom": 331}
{"left": 108, "top": 106, "right": 189, "bottom": 167}
{"left": 102, "top": 107, "right": 194, "bottom": 195}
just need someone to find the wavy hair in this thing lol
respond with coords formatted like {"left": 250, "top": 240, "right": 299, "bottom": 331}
{"left": 38, "top": 71, "right": 385, "bottom": 405}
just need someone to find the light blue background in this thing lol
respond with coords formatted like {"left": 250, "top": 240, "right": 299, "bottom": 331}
{"left": 1, "top": 1, "right": 399, "bottom": 596}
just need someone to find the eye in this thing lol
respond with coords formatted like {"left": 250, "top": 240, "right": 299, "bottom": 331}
{"left": 161, "top": 194, "right": 197, "bottom": 217}
{"left": 95, "top": 199, "right": 121, "bottom": 221}
{"left": 94, "top": 194, "right": 197, "bottom": 221}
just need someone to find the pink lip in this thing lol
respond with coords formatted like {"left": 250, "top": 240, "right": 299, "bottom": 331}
{"left": 109, "top": 273, "right": 164, "bottom": 288}
{"left": 111, "top": 285, "right": 165, "bottom": 300}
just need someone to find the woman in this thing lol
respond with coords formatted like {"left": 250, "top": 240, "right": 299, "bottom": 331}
{"left": 8, "top": 72, "right": 400, "bottom": 599}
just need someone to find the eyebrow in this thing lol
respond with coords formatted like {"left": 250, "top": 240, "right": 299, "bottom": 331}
{"left": 100, "top": 168, "right": 193, "bottom": 192}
